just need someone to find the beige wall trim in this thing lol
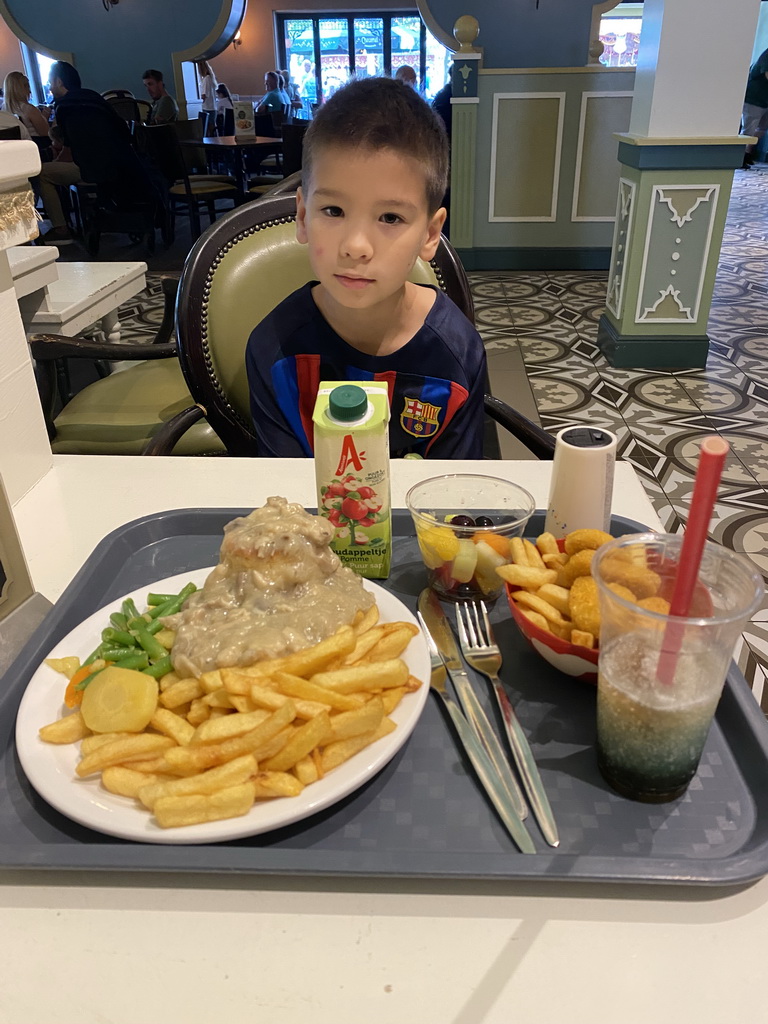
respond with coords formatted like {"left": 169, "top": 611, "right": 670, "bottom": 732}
{"left": 572, "top": 91, "right": 633, "bottom": 223}
{"left": 0, "top": 0, "right": 73, "bottom": 63}
{"left": 489, "top": 92, "right": 565, "bottom": 223}
{"left": 451, "top": 97, "right": 480, "bottom": 104}
{"left": 615, "top": 133, "right": 748, "bottom": 147}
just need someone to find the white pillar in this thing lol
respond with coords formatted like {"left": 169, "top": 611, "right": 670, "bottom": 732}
{"left": 630, "top": 0, "right": 762, "bottom": 138}
{"left": 0, "top": 140, "right": 53, "bottom": 504}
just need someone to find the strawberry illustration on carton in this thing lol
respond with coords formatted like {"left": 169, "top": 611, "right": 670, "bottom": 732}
{"left": 313, "top": 382, "right": 391, "bottom": 579}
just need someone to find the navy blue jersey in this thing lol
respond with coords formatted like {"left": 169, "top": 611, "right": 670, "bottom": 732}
{"left": 246, "top": 283, "right": 487, "bottom": 459}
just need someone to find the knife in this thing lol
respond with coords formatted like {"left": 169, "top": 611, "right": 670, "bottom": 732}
{"left": 418, "top": 612, "right": 535, "bottom": 854}
{"left": 418, "top": 588, "right": 528, "bottom": 822}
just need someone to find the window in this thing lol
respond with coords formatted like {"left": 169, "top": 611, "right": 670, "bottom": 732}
{"left": 598, "top": 2, "right": 643, "bottom": 68}
{"left": 21, "top": 43, "right": 57, "bottom": 104}
{"left": 278, "top": 10, "right": 451, "bottom": 116}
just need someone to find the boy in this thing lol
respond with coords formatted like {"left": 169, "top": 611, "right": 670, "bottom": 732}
{"left": 245, "top": 76, "right": 487, "bottom": 458}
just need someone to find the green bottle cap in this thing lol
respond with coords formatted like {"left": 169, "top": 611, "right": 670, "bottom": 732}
{"left": 329, "top": 384, "right": 367, "bottom": 422}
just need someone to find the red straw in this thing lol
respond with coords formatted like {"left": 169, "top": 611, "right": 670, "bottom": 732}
{"left": 656, "top": 436, "right": 729, "bottom": 685}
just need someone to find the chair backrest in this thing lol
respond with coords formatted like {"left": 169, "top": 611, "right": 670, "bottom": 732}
{"left": 280, "top": 121, "right": 308, "bottom": 176}
{"left": 253, "top": 113, "right": 280, "bottom": 138}
{"left": 175, "top": 192, "right": 474, "bottom": 456}
{"left": 107, "top": 96, "right": 143, "bottom": 122}
{"left": 169, "top": 118, "right": 207, "bottom": 175}
{"left": 0, "top": 125, "right": 22, "bottom": 140}
{"left": 136, "top": 99, "right": 153, "bottom": 125}
{"left": 136, "top": 122, "right": 186, "bottom": 186}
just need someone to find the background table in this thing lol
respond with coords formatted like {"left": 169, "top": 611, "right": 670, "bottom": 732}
{"left": 189, "top": 135, "right": 283, "bottom": 192}
{"left": 4, "top": 455, "right": 767, "bottom": 1024}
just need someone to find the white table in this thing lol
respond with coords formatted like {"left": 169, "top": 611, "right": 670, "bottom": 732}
{"left": 6, "top": 245, "right": 58, "bottom": 300}
{"left": 13, "top": 256, "right": 147, "bottom": 344}
{"left": 5, "top": 455, "right": 767, "bottom": 1024}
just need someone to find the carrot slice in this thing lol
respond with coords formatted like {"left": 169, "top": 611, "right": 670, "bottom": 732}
{"left": 64, "top": 665, "right": 94, "bottom": 708}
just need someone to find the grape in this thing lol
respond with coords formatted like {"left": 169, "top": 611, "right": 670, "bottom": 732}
{"left": 450, "top": 514, "right": 475, "bottom": 528}
{"left": 475, "top": 515, "right": 494, "bottom": 528}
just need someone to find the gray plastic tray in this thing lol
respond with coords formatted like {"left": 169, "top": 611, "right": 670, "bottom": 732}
{"left": 3, "top": 508, "right": 768, "bottom": 886}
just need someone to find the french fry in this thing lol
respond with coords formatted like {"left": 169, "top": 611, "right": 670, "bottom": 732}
{"left": 340, "top": 625, "right": 386, "bottom": 666}
{"left": 186, "top": 698, "right": 211, "bottom": 726}
{"left": 222, "top": 626, "right": 357, "bottom": 688}
{"left": 542, "top": 553, "right": 567, "bottom": 569}
{"left": 381, "top": 686, "right": 408, "bottom": 714}
{"left": 535, "top": 583, "right": 571, "bottom": 617}
{"left": 523, "top": 539, "right": 546, "bottom": 570}
{"left": 137, "top": 754, "right": 257, "bottom": 809}
{"left": 571, "top": 629, "right": 595, "bottom": 649}
{"left": 353, "top": 604, "right": 379, "bottom": 635}
{"left": 76, "top": 734, "right": 175, "bottom": 777}
{"left": 191, "top": 708, "right": 270, "bottom": 745}
{"left": 101, "top": 765, "right": 170, "bottom": 798}
{"left": 151, "top": 708, "right": 195, "bottom": 746}
{"left": 249, "top": 682, "right": 329, "bottom": 720}
{"left": 251, "top": 771, "right": 304, "bottom": 799}
{"left": 199, "top": 669, "right": 225, "bottom": 694}
{"left": 262, "top": 712, "right": 332, "bottom": 772}
{"left": 80, "top": 732, "right": 130, "bottom": 754}
{"left": 271, "top": 671, "right": 365, "bottom": 712}
{"left": 39, "top": 711, "right": 90, "bottom": 744}
{"left": 294, "top": 754, "right": 319, "bottom": 785}
{"left": 536, "top": 532, "right": 559, "bottom": 557}
{"left": 367, "top": 623, "right": 420, "bottom": 661}
{"left": 202, "top": 689, "right": 236, "bottom": 709}
{"left": 495, "top": 564, "right": 557, "bottom": 589}
{"left": 229, "top": 693, "right": 257, "bottom": 714}
{"left": 153, "top": 782, "right": 256, "bottom": 828}
{"left": 160, "top": 677, "right": 204, "bottom": 709}
{"left": 311, "top": 658, "right": 408, "bottom": 694}
{"left": 327, "top": 696, "right": 384, "bottom": 743}
{"left": 164, "top": 702, "right": 297, "bottom": 772}
{"left": 509, "top": 537, "right": 528, "bottom": 566}
{"left": 520, "top": 609, "right": 551, "bottom": 632}
{"left": 320, "top": 718, "right": 396, "bottom": 773}
{"left": 511, "top": 591, "right": 566, "bottom": 625}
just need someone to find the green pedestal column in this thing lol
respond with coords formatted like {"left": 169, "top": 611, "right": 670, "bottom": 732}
{"left": 597, "top": 135, "right": 746, "bottom": 368}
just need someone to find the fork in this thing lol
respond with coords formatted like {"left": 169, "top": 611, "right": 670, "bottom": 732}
{"left": 455, "top": 601, "right": 559, "bottom": 848}
{"left": 417, "top": 612, "right": 535, "bottom": 854}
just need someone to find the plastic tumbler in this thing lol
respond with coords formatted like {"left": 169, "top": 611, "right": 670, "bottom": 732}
{"left": 592, "top": 533, "right": 764, "bottom": 803}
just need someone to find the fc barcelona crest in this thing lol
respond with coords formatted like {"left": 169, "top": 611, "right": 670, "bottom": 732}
{"left": 400, "top": 396, "right": 441, "bottom": 438}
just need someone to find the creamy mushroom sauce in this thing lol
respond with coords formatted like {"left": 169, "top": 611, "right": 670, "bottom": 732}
{"left": 166, "top": 497, "right": 374, "bottom": 678}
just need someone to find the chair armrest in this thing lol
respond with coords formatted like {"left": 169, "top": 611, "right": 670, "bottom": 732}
{"left": 28, "top": 335, "right": 177, "bottom": 361}
{"left": 140, "top": 405, "right": 205, "bottom": 456}
{"left": 483, "top": 395, "right": 555, "bottom": 461}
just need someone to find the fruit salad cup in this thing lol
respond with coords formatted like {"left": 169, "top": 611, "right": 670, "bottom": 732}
{"left": 406, "top": 474, "right": 535, "bottom": 601}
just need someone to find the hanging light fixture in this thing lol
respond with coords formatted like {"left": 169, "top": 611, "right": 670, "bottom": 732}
{"left": 102, "top": 0, "right": 120, "bottom": 9}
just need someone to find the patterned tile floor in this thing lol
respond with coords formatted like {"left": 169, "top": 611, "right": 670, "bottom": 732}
{"left": 102, "top": 166, "right": 768, "bottom": 708}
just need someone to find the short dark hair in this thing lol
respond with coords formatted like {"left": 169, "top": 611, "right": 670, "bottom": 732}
{"left": 142, "top": 69, "right": 164, "bottom": 82}
{"left": 50, "top": 61, "right": 81, "bottom": 92}
{"left": 302, "top": 77, "right": 448, "bottom": 213}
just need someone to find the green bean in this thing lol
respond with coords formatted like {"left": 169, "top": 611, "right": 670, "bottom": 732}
{"left": 144, "top": 617, "right": 166, "bottom": 636}
{"left": 147, "top": 582, "right": 197, "bottom": 620}
{"left": 147, "top": 593, "right": 175, "bottom": 606}
{"left": 82, "top": 647, "right": 104, "bottom": 667}
{"left": 99, "top": 646, "right": 136, "bottom": 661}
{"left": 101, "top": 628, "right": 138, "bottom": 648}
{"left": 134, "top": 626, "right": 167, "bottom": 661}
{"left": 122, "top": 598, "right": 141, "bottom": 622}
{"left": 112, "top": 651, "right": 150, "bottom": 672}
{"left": 75, "top": 665, "right": 106, "bottom": 691}
{"left": 109, "top": 612, "right": 128, "bottom": 631}
{"left": 142, "top": 655, "right": 172, "bottom": 678}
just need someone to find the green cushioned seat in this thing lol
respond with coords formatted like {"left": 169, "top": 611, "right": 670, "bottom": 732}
{"left": 51, "top": 358, "right": 226, "bottom": 455}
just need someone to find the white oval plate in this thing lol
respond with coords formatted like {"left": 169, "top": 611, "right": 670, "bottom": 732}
{"left": 15, "top": 570, "right": 430, "bottom": 845}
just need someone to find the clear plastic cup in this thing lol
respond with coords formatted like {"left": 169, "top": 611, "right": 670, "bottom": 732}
{"left": 592, "top": 533, "right": 764, "bottom": 803}
{"left": 405, "top": 474, "right": 535, "bottom": 601}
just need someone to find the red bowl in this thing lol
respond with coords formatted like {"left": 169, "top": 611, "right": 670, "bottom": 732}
{"left": 506, "top": 588, "right": 598, "bottom": 683}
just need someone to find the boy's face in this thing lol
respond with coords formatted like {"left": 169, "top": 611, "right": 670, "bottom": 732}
{"left": 296, "top": 145, "right": 445, "bottom": 313}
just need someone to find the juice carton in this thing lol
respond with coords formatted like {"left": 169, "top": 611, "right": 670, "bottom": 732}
{"left": 313, "top": 381, "right": 391, "bottom": 579}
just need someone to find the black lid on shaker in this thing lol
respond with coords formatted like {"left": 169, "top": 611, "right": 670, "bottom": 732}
{"left": 560, "top": 427, "right": 614, "bottom": 449}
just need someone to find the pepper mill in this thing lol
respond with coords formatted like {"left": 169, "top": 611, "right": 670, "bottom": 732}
{"left": 544, "top": 426, "right": 617, "bottom": 537}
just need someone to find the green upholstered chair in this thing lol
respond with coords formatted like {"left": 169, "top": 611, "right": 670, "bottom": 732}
{"left": 30, "top": 277, "right": 226, "bottom": 455}
{"left": 142, "top": 192, "right": 554, "bottom": 459}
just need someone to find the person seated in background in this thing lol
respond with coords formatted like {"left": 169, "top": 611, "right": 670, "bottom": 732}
{"left": 215, "top": 82, "right": 234, "bottom": 136}
{"left": 38, "top": 60, "right": 157, "bottom": 244}
{"left": 246, "top": 76, "right": 486, "bottom": 459}
{"left": 257, "top": 71, "right": 288, "bottom": 114}
{"left": 280, "top": 69, "right": 303, "bottom": 113}
{"left": 394, "top": 65, "right": 418, "bottom": 89}
{"left": 142, "top": 69, "right": 178, "bottom": 125}
{"left": 3, "top": 72, "right": 51, "bottom": 143}
{"left": 0, "top": 104, "right": 31, "bottom": 139}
